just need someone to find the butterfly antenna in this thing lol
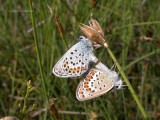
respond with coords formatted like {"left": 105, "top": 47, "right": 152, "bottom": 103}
{"left": 121, "top": 85, "right": 129, "bottom": 89}
{"left": 111, "top": 62, "right": 116, "bottom": 70}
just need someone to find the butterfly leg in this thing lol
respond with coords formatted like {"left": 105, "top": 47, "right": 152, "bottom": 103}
{"left": 90, "top": 53, "right": 98, "bottom": 63}
{"left": 111, "top": 62, "right": 116, "bottom": 70}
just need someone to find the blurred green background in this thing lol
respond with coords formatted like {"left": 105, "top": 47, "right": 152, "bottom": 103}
{"left": 0, "top": 0, "right": 160, "bottom": 119}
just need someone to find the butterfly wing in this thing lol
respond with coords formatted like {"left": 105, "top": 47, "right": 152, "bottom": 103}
{"left": 53, "top": 38, "right": 96, "bottom": 78}
{"left": 95, "top": 62, "right": 123, "bottom": 90}
{"left": 76, "top": 69, "right": 114, "bottom": 101}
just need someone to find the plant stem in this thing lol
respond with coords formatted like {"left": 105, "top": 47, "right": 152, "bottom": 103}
{"left": 99, "top": 97, "right": 111, "bottom": 120}
{"left": 105, "top": 46, "right": 148, "bottom": 119}
{"left": 83, "top": 101, "right": 89, "bottom": 120}
{"left": 29, "top": 0, "right": 49, "bottom": 104}
{"left": 0, "top": 93, "right": 7, "bottom": 116}
{"left": 62, "top": 37, "right": 69, "bottom": 50}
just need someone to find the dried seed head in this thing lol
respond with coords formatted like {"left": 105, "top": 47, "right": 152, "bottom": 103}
{"left": 79, "top": 23, "right": 105, "bottom": 46}
{"left": 48, "top": 5, "right": 64, "bottom": 38}
{"left": 79, "top": 14, "right": 109, "bottom": 48}
{"left": 89, "top": 14, "right": 104, "bottom": 37}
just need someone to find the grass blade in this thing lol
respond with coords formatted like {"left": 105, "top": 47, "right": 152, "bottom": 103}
{"left": 107, "top": 48, "right": 148, "bottom": 119}
{"left": 28, "top": 1, "right": 49, "bottom": 119}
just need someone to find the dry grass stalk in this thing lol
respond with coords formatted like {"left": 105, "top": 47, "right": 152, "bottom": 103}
{"left": 47, "top": 5, "right": 64, "bottom": 38}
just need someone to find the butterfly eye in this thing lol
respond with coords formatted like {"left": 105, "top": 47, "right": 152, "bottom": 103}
{"left": 78, "top": 36, "right": 84, "bottom": 40}
{"left": 115, "top": 86, "right": 119, "bottom": 89}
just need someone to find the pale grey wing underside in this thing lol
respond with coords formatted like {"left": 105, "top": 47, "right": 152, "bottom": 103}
{"left": 52, "top": 40, "right": 97, "bottom": 78}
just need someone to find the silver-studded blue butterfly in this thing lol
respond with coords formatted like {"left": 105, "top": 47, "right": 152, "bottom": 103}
{"left": 52, "top": 36, "right": 98, "bottom": 78}
{"left": 76, "top": 62, "right": 123, "bottom": 101}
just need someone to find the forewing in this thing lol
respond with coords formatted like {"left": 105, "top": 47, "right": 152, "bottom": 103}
{"left": 53, "top": 41, "right": 93, "bottom": 78}
{"left": 76, "top": 69, "right": 114, "bottom": 101}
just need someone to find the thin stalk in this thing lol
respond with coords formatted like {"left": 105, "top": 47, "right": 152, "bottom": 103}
{"left": 0, "top": 93, "right": 7, "bottom": 116}
{"left": 28, "top": 0, "right": 49, "bottom": 105}
{"left": 83, "top": 101, "right": 89, "bottom": 120}
{"left": 22, "top": 86, "right": 30, "bottom": 113}
{"left": 136, "top": 64, "right": 148, "bottom": 119}
{"left": 121, "top": 89, "right": 127, "bottom": 118}
{"left": 47, "top": 5, "right": 69, "bottom": 49}
{"left": 105, "top": 47, "right": 148, "bottom": 119}
{"left": 62, "top": 37, "right": 69, "bottom": 50}
{"left": 121, "top": 1, "right": 128, "bottom": 118}
{"left": 99, "top": 97, "right": 111, "bottom": 120}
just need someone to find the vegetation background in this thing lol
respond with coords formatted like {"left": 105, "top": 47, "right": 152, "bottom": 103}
{"left": 0, "top": 0, "right": 160, "bottom": 119}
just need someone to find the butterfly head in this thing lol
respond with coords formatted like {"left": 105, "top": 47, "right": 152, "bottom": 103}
{"left": 78, "top": 36, "right": 91, "bottom": 44}
{"left": 78, "top": 36, "right": 102, "bottom": 49}
{"left": 114, "top": 79, "right": 123, "bottom": 90}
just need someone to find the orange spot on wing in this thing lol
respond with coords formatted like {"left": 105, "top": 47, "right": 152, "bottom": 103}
{"left": 82, "top": 67, "right": 86, "bottom": 70}
{"left": 87, "top": 88, "right": 90, "bottom": 91}
{"left": 73, "top": 69, "right": 76, "bottom": 72}
{"left": 86, "top": 78, "right": 90, "bottom": 81}
{"left": 85, "top": 85, "right": 88, "bottom": 88}
{"left": 79, "top": 91, "right": 83, "bottom": 94}
{"left": 91, "top": 70, "right": 95, "bottom": 75}
{"left": 86, "top": 72, "right": 94, "bottom": 81}
{"left": 68, "top": 68, "right": 82, "bottom": 73}
{"left": 65, "top": 62, "right": 68, "bottom": 66}
{"left": 77, "top": 68, "right": 81, "bottom": 72}
{"left": 84, "top": 81, "right": 88, "bottom": 85}
{"left": 65, "top": 66, "right": 70, "bottom": 72}
{"left": 65, "top": 66, "right": 74, "bottom": 72}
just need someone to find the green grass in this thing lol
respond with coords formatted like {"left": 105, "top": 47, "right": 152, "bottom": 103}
{"left": 0, "top": 0, "right": 160, "bottom": 119}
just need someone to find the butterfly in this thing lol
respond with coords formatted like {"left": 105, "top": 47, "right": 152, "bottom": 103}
{"left": 52, "top": 36, "right": 98, "bottom": 78}
{"left": 76, "top": 62, "right": 123, "bottom": 101}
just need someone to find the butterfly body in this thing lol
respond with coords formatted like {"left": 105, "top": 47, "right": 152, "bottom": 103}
{"left": 53, "top": 36, "right": 98, "bottom": 78}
